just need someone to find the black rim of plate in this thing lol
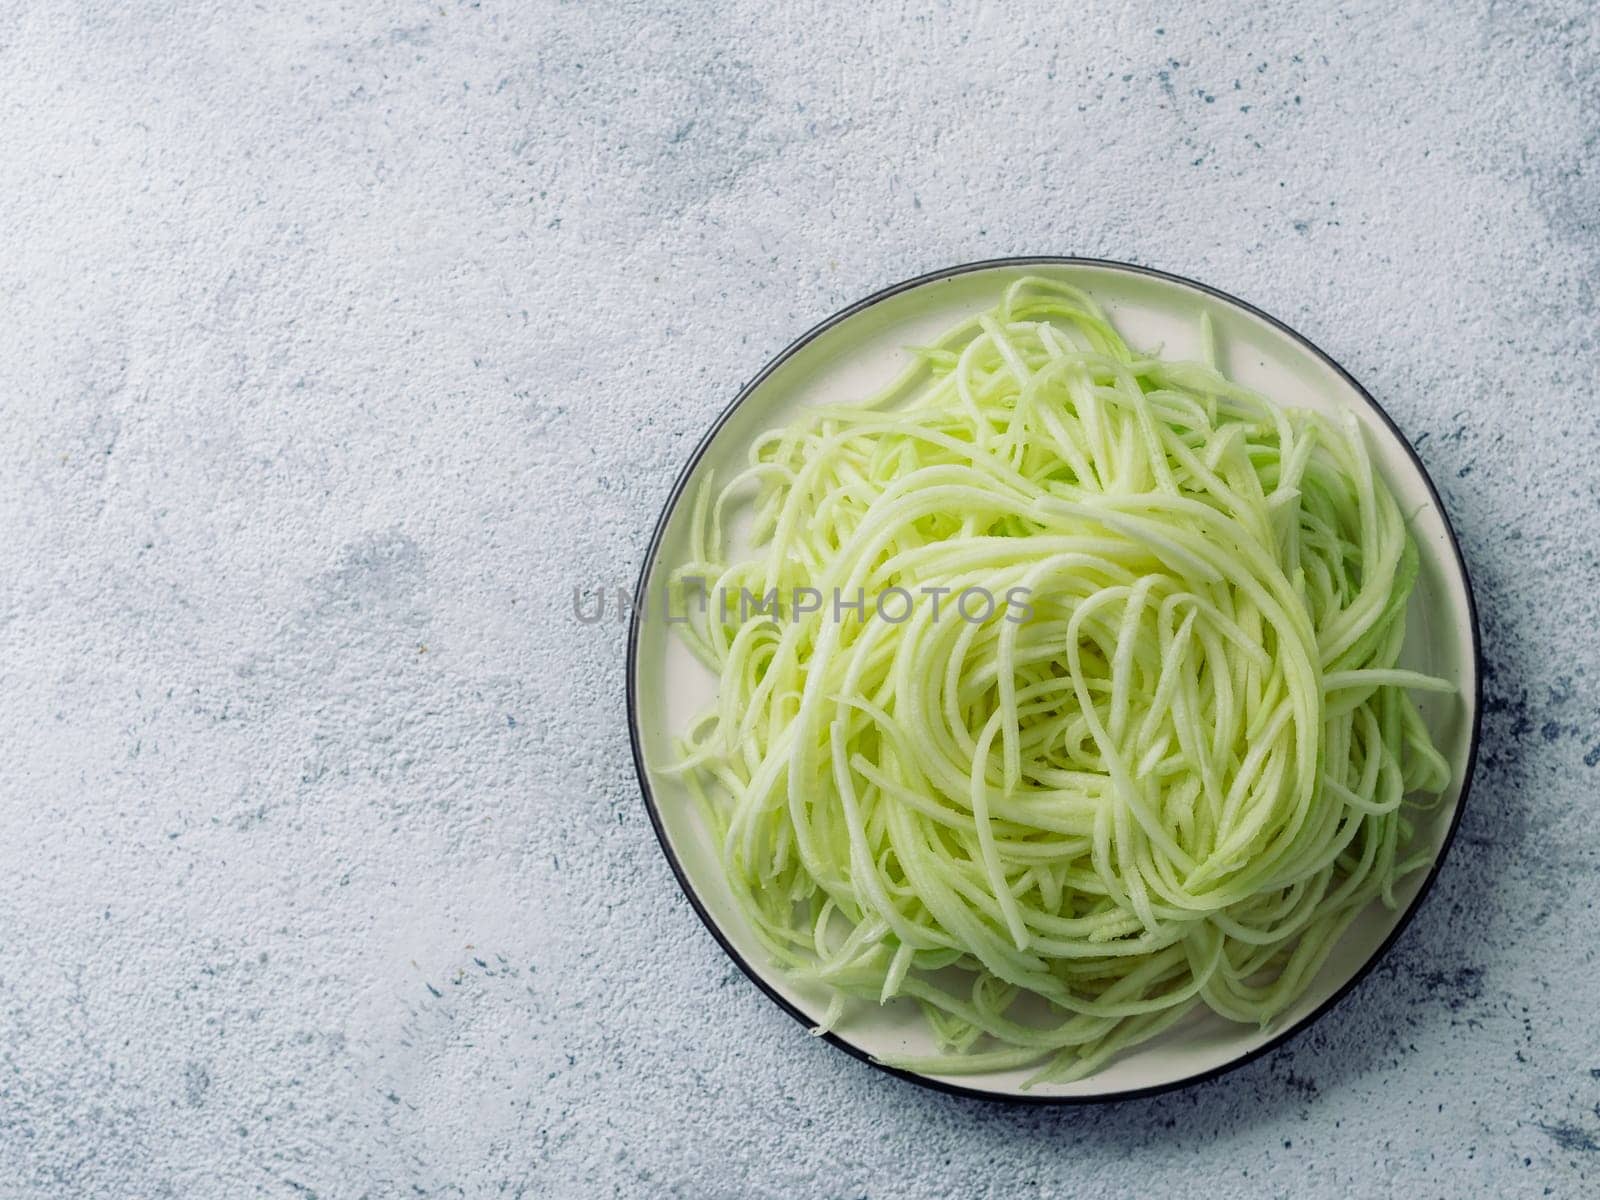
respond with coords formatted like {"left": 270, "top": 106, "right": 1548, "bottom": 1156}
{"left": 624, "top": 256, "right": 1484, "bottom": 1106}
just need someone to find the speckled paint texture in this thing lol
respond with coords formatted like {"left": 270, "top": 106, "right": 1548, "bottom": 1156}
{"left": 0, "top": 1, "right": 1596, "bottom": 1196}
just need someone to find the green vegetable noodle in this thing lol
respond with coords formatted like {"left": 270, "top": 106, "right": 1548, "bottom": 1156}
{"left": 665, "top": 278, "right": 1454, "bottom": 1085}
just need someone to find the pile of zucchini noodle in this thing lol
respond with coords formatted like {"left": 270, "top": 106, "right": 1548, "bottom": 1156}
{"left": 664, "top": 277, "right": 1453, "bottom": 1085}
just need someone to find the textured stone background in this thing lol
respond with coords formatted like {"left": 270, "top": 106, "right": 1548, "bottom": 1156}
{"left": 2, "top": 1, "right": 1597, "bottom": 1196}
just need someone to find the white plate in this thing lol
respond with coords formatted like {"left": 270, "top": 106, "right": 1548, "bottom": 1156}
{"left": 627, "top": 258, "right": 1481, "bottom": 1102}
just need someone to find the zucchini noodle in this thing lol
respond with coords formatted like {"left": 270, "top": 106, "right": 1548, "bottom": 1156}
{"left": 666, "top": 277, "right": 1454, "bottom": 1085}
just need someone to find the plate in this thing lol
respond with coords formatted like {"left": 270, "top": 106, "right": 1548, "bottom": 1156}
{"left": 627, "top": 257, "right": 1481, "bottom": 1102}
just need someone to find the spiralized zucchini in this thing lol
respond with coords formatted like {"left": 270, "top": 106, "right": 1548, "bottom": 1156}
{"left": 665, "top": 277, "right": 1453, "bottom": 1085}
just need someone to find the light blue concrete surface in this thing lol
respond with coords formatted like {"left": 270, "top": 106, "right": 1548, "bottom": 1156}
{"left": 2, "top": 2, "right": 1597, "bottom": 1196}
